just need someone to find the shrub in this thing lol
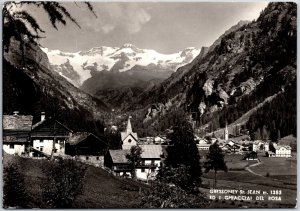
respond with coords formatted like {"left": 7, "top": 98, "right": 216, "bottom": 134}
{"left": 3, "top": 163, "right": 29, "bottom": 208}
{"left": 41, "top": 158, "right": 87, "bottom": 208}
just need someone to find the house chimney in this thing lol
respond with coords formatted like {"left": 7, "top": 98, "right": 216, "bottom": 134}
{"left": 41, "top": 112, "right": 46, "bottom": 121}
{"left": 13, "top": 111, "right": 19, "bottom": 115}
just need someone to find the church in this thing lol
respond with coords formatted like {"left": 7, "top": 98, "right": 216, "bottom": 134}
{"left": 105, "top": 116, "right": 163, "bottom": 181}
{"left": 120, "top": 116, "right": 138, "bottom": 150}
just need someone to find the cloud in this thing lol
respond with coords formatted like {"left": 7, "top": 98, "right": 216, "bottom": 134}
{"left": 82, "top": 3, "right": 151, "bottom": 34}
{"left": 126, "top": 8, "right": 151, "bottom": 34}
{"left": 102, "top": 24, "right": 115, "bottom": 34}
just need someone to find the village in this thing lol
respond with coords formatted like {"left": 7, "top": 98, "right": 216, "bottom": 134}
{"left": 3, "top": 111, "right": 294, "bottom": 182}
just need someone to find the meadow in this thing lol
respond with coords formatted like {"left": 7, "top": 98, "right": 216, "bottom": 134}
{"left": 201, "top": 152, "right": 297, "bottom": 208}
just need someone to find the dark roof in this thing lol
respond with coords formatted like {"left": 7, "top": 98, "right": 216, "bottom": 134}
{"left": 3, "top": 115, "right": 33, "bottom": 131}
{"left": 109, "top": 149, "right": 130, "bottom": 164}
{"left": 3, "top": 136, "right": 28, "bottom": 143}
{"left": 66, "top": 132, "right": 107, "bottom": 146}
{"left": 32, "top": 118, "right": 72, "bottom": 132}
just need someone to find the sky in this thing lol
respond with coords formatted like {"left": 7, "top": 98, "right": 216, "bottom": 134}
{"left": 25, "top": 2, "right": 268, "bottom": 54}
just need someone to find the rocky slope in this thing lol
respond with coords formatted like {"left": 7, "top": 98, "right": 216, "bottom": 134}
{"left": 3, "top": 39, "right": 108, "bottom": 135}
{"left": 130, "top": 2, "right": 296, "bottom": 139}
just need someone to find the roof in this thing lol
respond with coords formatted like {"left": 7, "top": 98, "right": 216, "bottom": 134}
{"left": 139, "top": 144, "right": 163, "bottom": 159}
{"left": 109, "top": 149, "right": 130, "bottom": 163}
{"left": 121, "top": 132, "right": 138, "bottom": 142}
{"left": 3, "top": 115, "right": 33, "bottom": 131}
{"left": 197, "top": 143, "right": 210, "bottom": 147}
{"left": 32, "top": 118, "right": 72, "bottom": 132}
{"left": 3, "top": 136, "right": 28, "bottom": 143}
{"left": 67, "top": 132, "right": 107, "bottom": 145}
{"left": 67, "top": 132, "right": 90, "bottom": 145}
{"left": 274, "top": 145, "right": 292, "bottom": 150}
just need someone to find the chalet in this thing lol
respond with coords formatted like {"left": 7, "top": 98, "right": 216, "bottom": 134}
{"left": 30, "top": 114, "right": 72, "bottom": 157}
{"left": 136, "top": 145, "right": 163, "bottom": 181}
{"left": 3, "top": 112, "right": 33, "bottom": 155}
{"left": 252, "top": 141, "right": 260, "bottom": 152}
{"left": 154, "top": 136, "right": 167, "bottom": 144}
{"left": 139, "top": 136, "right": 167, "bottom": 145}
{"left": 121, "top": 116, "right": 138, "bottom": 150}
{"left": 105, "top": 149, "right": 131, "bottom": 177}
{"left": 197, "top": 139, "right": 210, "bottom": 150}
{"left": 264, "top": 142, "right": 270, "bottom": 151}
{"left": 274, "top": 145, "right": 292, "bottom": 157}
{"left": 65, "top": 132, "right": 108, "bottom": 167}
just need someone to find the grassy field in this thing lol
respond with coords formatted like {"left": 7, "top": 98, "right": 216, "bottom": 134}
{"left": 3, "top": 152, "right": 296, "bottom": 208}
{"left": 201, "top": 152, "right": 297, "bottom": 208}
{"left": 250, "top": 155, "right": 296, "bottom": 176}
{"left": 3, "top": 154, "right": 148, "bottom": 208}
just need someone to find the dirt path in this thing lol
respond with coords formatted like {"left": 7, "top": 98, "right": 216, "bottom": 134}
{"left": 245, "top": 159, "right": 263, "bottom": 177}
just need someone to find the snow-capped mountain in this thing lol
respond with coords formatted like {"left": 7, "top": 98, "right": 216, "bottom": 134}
{"left": 42, "top": 44, "right": 200, "bottom": 87}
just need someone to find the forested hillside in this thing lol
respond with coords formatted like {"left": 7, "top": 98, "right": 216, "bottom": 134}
{"left": 3, "top": 39, "right": 108, "bottom": 136}
{"left": 129, "top": 2, "right": 296, "bottom": 139}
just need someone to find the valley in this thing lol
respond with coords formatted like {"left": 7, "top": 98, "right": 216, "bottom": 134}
{"left": 2, "top": 1, "right": 296, "bottom": 209}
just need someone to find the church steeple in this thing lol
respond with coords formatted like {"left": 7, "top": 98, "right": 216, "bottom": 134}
{"left": 126, "top": 116, "right": 133, "bottom": 133}
{"left": 224, "top": 122, "right": 228, "bottom": 141}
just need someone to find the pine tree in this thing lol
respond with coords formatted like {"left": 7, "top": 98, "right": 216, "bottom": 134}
{"left": 204, "top": 142, "right": 228, "bottom": 188}
{"left": 3, "top": 2, "right": 96, "bottom": 52}
{"left": 164, "top": 118, "right": 202, "bottom": 191}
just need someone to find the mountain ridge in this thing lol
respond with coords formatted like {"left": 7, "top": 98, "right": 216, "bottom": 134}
{"left": 43, "top": 44, "right": 200, "bottom": 87}
{"left": 128, "top": 2, "right": 296, "bottom": 140}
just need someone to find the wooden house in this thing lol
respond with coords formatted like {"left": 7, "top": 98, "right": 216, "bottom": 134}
{"left": 30, "top": 115, "right": 72, "bottom": 157}
{"left": 136, "top": 144, "right": 163, "bottom": 181}
{"left": 65, "top": 132, "right": 108, "bottom": 167}
{"left": 3, "top": 112, "right": 33, "bottom": 155}
{"left": 105, "top": 149, "right": 132, "bottom": 177}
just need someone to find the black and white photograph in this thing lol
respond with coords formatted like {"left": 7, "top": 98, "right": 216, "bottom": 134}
{"left": 2, "top": 1, "right": 297, "bottom": 208}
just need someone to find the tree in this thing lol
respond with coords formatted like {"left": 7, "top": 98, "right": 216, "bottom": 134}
{"left": 104, "top": 127, "right": 122, "bottom": 149}
{"left": 261, "top": 125, "right": 269, "bottom": 141}
{"left": 139, "top": 181, "right": 208, "bottom": 208}
{"left": 126, "top": 145, "right": 142, "bottom": 179}
{"left": 3, "top": 1, "right": 96, "bottom": 52}
{"left": 41, "top": 158, "right": 87, "bottom": 208}
{"left": 3, "top": 163, "right": 29, "bottom": 208}
{"left": 204, "top": 142, "right": 228, "bottom": 188}
{"left": 164, "top": 117, "right": 202, "bottom": 191}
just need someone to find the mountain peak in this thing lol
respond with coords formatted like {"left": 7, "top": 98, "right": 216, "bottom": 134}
{"left": 45, "top": 44, "right": 201, "bottom": 86}
{"left": 121, "top": 43, "right": 136, "bottom": 49}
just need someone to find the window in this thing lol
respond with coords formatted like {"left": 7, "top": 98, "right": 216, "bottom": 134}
{"left": 141, "top": 168, "right": 145, "bottom": 172}
{"left": 86, "top": 156, "right": 89, "bottom": 161}
{"left": 54, "top": 149, "right": 58, "bottom": 153}
{"left": 55, "top": 140, "right": 59, "bottom": 144}
{"left": 128, "top": 139, "right": 132, "bottom": 143}
{"left": 96, "top": 157, "right": 99, "bottom": 161}
{"left": 40, "top": 139, "right": 44, "bottom": 143}
{"left": 151, "top": 160, "right": 155, "bottom": 165}
{"left": 9, "top": 144, "right": 14, "bottom": 149}
{"left": 40, "top": 147, "right": 43, "bottom": 152}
